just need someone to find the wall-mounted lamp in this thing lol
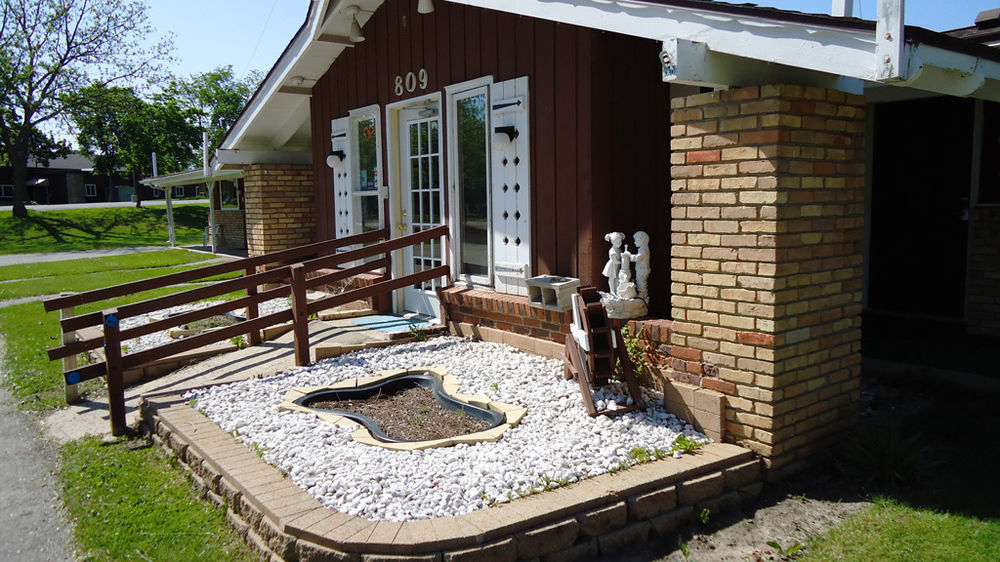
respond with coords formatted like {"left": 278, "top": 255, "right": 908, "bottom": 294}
{"left": 492, "top": 126, "right": 519, "bottom": 151}
{"left": 326, "top": 150, "right": 346, "bottom": 168}
{"left": 417, "top": 0, "right": 435, "bottom": 14}
{"left": 345, "top": 5, "right": 365, "bottom": 42}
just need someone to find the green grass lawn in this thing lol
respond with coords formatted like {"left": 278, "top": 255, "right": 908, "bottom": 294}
{"left": 806, "top": 498, "right": 1000, "bottom": 561}
{"left": 0, "top": 204, "right": 209, "bottom": 253}
{"left": 0, "top": 250, "right": 252, "bottom": 559}
{"left": 61, "top": 437, "right": 252, "bottom": 561}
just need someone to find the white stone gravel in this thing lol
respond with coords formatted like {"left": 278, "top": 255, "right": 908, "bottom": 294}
{"left": 185, "top": 337, "right": 710, "bottom": 521}
{"left": 119, "top": 298, "right": 290, "bottom": 353}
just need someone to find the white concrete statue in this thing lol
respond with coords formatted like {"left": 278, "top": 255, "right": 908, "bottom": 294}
{"left": 633, "top": 231, "right": 650, "bottom": 301}
{"left": 601, "top": 232, "right": 625, "bottom": 296}
{"left": 600, "top": 230, "right": 650, "bottom": 319}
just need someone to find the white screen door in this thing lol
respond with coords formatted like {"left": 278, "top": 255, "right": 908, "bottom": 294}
{"left": 399, "top": 109, "right": 445, "bottom": 317}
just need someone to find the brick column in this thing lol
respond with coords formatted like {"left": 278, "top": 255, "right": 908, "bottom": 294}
{"left": 967, "top": 207, "right": 1000, "bottom": 337}
{"left": 668, "top": 85, "right": 866, "bottom": 476}
{"left": 243, "top": 164, "right": 316, "bottom": 256}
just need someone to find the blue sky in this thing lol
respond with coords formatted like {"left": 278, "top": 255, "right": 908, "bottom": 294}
{"left": 149, "top": 1, "right": 997, "bottom": 81}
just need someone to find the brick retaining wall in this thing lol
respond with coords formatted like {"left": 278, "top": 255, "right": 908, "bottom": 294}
{"left": 143, "top": 395, "right": 761, "bottom": 561}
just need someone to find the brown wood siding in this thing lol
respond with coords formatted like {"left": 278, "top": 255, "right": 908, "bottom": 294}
{"left": 310, "top": 2, "right": 670, "bottom": 305}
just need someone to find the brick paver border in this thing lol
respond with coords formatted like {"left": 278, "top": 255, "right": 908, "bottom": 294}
{"left": 143, "top": 393, "right": 762, "bottom": 561}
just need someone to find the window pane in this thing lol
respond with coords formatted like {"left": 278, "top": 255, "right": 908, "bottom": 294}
{"left": 354, "top": 194, "right": 380, "bottom": 233}
{"left": 456, "top": 93, "right": 489, "bottom": 277}
{"left": 429, "top": 120, "right": 439, "bottom": 152}
{"left": 355, "top": 116, "right": 378, "bottom": 192}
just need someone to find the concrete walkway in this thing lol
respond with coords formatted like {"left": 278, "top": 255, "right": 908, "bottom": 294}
{"left": 0, "top": 386, "right": 73, "bottom": 561}
{"left": 0, "top": 246, "right": 174, "bottom": 267}
{"left": 42, "top": 317, "right": 394, "bottom": 443}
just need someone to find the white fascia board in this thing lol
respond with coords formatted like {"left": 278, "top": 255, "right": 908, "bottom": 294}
{"left": 662, "top": 38, "right": 865, "bottom": 93}
{"left": 446, "top": 0, "right": 879, "bottom": 81}
{"left": 140, "top": 169, "right": 243, "bottom": 188}
{"left": 897, "top": 43, "right": 1000, "bottom": 101}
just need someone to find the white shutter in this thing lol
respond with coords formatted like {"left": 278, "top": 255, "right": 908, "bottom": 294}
{"left": 331, "top": 117, "right": 352, "bottom": 239}
{"left": 489, "top": 77, "right": 531, "bottom": 296}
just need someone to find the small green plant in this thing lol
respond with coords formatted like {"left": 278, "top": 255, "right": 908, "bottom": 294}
{"left": 697, "top": 507, "right": 711, "bottom": 525}
{"left": 490, "top": 382, "right": 499, "bottom": 392}
{"left": 229, "top": 335, "right": 247, "bottom": 350}
{"left": 838, "top": 424, "right": 930, "bottom": 490}
{"left": 671, "top": 434, "right": 704, "bottom": 455}
{"left": 408, "top": 325, "right": 427, "bottom": 341}
{"left": 307, "top": 313, "right": 319, "bottom": 320}
{"left": 766, "top": 540, "right": 805, "bottom": 558}
{"left": 679, "top": 538, "right": 692, "bottom": 560}
{"left": 453, "top": 407, "right": 467, "bottom": 418}
{"left": 615, "top": 324, "right": 652, "bottom": 381}
{"left": 409, "top": 415, "right": 424, "bottom": 426}
{"left": 249, "top": 442, "right": 269, "bottom": 458}
{"left": 120, "top": 343, "right": 130, "bottom": 355}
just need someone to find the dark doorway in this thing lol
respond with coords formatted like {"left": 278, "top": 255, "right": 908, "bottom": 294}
{"left": 868, "top": 96, "right": 974, "bottom": 319}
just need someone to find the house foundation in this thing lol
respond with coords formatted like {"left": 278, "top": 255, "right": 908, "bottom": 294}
{"left": 667, "top": 84, "right": 866, "bottom": 476}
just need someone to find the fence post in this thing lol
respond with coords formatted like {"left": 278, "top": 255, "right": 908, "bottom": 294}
{"left": 290, "top": 264, "right": 310, "bottom": 366}
{"left": 102, "top": 309, "right": 127, "bottom": 436}
{"left": 245, "top": 264, "right": 262, "bottom": 346}
{"left": 60, "top": 293, "right": 80, "bottom": 404}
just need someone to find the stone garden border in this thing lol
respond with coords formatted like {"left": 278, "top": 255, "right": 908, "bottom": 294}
{"left": 142, "top": 393, "right": 762, "bottom": 561}
{"left": 277, "top": 365, "right": 528, "bottom": 451}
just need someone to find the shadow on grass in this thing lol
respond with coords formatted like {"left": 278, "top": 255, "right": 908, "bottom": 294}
{"left": 1, "top": 205, "right": 209, "bottom": 252}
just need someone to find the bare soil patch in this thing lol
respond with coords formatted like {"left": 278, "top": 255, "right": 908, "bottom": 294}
{"left": 312, "top": 385, "right": 490, "bottom": 441}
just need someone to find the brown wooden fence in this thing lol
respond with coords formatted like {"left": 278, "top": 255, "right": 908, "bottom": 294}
{"left": 44, "top": 224, "right": 450, "bottom": 435}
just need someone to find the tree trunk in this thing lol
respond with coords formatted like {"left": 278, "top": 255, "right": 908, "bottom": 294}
{"left": 11, "top": 147, "right": 29, "bottom": 218}
{"left": 132, "top": 170, "right": 142, "bottom": 208}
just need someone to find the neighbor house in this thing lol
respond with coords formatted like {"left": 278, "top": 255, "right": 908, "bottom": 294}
{"left": 0, "top": 153, "right": 146, "bottom": 204}
{"left": 183, "top": 0, "right": 1000, "bottom": 475}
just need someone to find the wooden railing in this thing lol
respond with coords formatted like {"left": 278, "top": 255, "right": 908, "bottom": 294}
{"left": 44, "top": 224, "right": 450, "bottom": 435}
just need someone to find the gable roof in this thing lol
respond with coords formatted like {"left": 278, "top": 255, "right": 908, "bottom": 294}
{"left": 217, "top": 0, "right": 1000, "bottom": 169}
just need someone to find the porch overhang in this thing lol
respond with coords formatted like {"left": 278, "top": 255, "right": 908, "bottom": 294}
{"left": 140, "top": 168, "right": 243, "bottom": 190}
{"left": 448, "top": 0, "right": 1000, "bottom": 102}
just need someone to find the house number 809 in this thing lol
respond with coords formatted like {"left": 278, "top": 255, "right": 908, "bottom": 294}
{"left": 395, "top": 68, "right": 428, "bottom": 96}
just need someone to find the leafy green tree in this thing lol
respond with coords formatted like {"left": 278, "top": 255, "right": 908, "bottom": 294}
{"left": 72, "top": 84, "right": 199, "bottom": 206}
{"left": 174, "top": 66, "right": 263, "bottom": 154}
{"left": 0, "top": 0, "right": 171, "bottom": 217}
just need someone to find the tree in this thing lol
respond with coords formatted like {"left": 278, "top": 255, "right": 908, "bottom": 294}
{"left": 0, "top": 0, "right": 171, "bottom": 217}
{"left": 72, "top": 84, "right": 199, "bottom": 206}
{"left": 174, "top": 66, "right": 263, "bottom": 154}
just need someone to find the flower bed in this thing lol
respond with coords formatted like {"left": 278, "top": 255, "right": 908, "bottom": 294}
{"left": 185, "top": 337, "right": 710, "bottom": 522}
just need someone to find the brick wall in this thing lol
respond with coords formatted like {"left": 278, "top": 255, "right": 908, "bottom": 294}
{"left": 439, "top": 287, "right": 572, "bottom": 343}
{"left": 243, "top": 164, "right": 315, "bottom": 256}
{"left": 215, "top": 209, "right": 246, "bottom": 250}
{"left": 967, "top": 207, "right": 1000, "bottom": 337}
{"left": 668, "top": 84, "right": 866, "bottom": 475}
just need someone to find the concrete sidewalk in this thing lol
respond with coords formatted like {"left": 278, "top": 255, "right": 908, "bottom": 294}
{"left": 0, "top": 387, "right": 73, "bottom": 561}
{"left": 41, "top": 316, "right": 396, "bottom": 443}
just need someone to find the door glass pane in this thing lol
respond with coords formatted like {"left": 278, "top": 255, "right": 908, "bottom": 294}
{"left": 456, "top": 93, "right": 489, "bottom": 277}
{"left": 355, "top": 194, "right": 380, "bottom": 233}
{"left": 410, "top": 123, "right": 418, "bottom": 155}
{"left": 429, "top": 120, "right": 439, "bottom": 151}
{"left": 355, "top": 116, "right": 378, "bottom": 192}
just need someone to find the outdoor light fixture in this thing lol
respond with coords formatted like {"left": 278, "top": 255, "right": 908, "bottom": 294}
{"left": 326, "top": 150, "right": 346, "bottom": 168}
{"left": 417, "top": 0, "right": 435, "bottom": 14}
{"left": 492, "top": 125, "right": 519, "bottom": 151}
{"left": 346, "top": 5, "right": 365, "bottom": 42}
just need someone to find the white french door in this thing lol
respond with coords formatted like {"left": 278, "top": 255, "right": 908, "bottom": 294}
{"left": 398, "top": 109, "right": 445, "bottom": 317}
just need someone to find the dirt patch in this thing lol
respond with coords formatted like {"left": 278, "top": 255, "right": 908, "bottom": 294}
{"left": 184, "top": 314, "right": 240, "bottom": 330}
{"left": 312, "top": 385, "right": 491, "bottom": 441}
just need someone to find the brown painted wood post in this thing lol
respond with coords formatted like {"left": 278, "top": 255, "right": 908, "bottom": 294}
{"left": 60, "top": 293, "right": 80, "bottom": 404}
{"left": 102, "top": 308, "right": 127, "bottom": 436}
{"left": 245, "top": 264, "right": 262, "bottom": 346}
{"left": 290, "top": 264, "right": 310, "bottom": 366}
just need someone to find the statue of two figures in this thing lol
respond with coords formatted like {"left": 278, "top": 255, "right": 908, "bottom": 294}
{"left": 600, "top": 231, "right": 650, "bottom": 319}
